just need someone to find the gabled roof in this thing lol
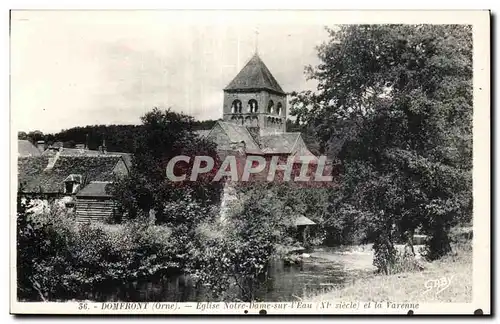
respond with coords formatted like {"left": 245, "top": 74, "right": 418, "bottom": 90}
{"left": 224, "top": 54, "right": 285, "bottom": 95}
{"left": 294, "top": 215, "right": 317, "bottom": 226}
{"left": 260, "top": 132, "right": 319, "bottom": 164}
{"left": 260, "top": 133, "right": 302, "bottom": 154}
{"left": 18, "top": 155, "right": 125, "bottom": 194}
{"left": 209, "top": 121, "right": 262, "bottom": 153}
{"left": 18, "top": 140, "right": 41, "bottom": 157}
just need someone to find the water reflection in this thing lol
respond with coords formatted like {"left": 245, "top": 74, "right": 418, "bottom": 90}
{"left": 99, "top": 250, "right": 373, "bottom": 302}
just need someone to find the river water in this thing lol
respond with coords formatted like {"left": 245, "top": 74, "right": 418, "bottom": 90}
{"left": 99, "top": 247, "right": 376, "bottom": 302}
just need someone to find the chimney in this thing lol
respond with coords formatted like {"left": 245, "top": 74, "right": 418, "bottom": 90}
{"left": 36, "top": 140, "right": 45, "bottom": 152}
{"left": 44, "top": 149, "right": 61, "bottom": 171}
{"left": 246, "top": 126, "right": 260, "bottom": 146}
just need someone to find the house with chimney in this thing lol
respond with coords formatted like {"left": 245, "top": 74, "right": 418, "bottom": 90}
{"left": 18, "top": 142, "right": 131, "bottom": 223}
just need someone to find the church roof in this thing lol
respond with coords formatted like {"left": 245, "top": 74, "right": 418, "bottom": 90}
{"left": 260, "top": 133, "right": 302, "bottom": 154}
{"left": 210, "top": 121, "right": 262, "bottom": 154}
{"left": 260, "top": 132, "right": 319, "bottom": 163}
{"left": 224, "top": 54, "right": 285, "bottom": 95}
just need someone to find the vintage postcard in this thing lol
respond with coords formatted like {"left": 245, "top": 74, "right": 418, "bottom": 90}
{"left": 10, "top": 10, "right": 490, "bottom": 315}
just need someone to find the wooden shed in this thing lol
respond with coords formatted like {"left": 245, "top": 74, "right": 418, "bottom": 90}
{"left": 18, "top": 154, "right": 129, "bottom": 222}
{"left": 294, "top": 215, "right": 317, "bottom": 245}
{"left": 76, "top": 182, "right": 117, "bottom": 223}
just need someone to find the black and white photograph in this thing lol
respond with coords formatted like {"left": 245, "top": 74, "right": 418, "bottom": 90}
{"left": 9, "top": 10, "right": 490, "bottom": 315}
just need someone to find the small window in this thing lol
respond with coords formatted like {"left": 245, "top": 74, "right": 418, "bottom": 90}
{"left": 65, "top": 182, "right": 74, "bottom": 194}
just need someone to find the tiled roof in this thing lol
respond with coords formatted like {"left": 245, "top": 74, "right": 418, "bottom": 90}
{"left": 18, "top": 156, "right": 49, "bottom": 191}
{"left": 214, "top": 121, "right": 262, "bottom": 153}
{"left": 18, "top": 155, "right": 124, "bottom": 194}
{"left": 42, "top": 148, "right": 132, "bottom": 170}
{"left": 76, "top": 182, "right": 113, "bottom": 197}
{"left": 18, "top": 140, "right": 41, "bottom": 157}
{"left": 224, "top": 54, "right": 285, "bottom": 95}
{"left": 260, "top": 132, "right": 320, "bottom": 164}
{"left": 260, "top": 133, "right": 302, "bottom": 154}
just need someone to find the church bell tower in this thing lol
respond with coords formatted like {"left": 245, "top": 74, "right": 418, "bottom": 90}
{"left": 222, "top": 53, "right": 287, "bottom": 135}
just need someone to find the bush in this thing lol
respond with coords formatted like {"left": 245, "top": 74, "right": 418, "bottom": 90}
{"left": 17, "top": 198, "right": 179, "bottom": 301}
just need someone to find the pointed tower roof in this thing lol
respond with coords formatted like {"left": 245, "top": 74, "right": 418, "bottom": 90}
{"left": 224, "top": 54, "right": 285, "bottom": 95}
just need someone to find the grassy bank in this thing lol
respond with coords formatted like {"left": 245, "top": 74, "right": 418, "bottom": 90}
{"left": 308, "top": 242, "right": 472, "bottom": 303}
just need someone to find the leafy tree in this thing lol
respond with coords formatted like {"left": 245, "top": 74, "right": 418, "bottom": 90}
{"left": 192, "top": 119, "right": 219, "bottom": 131}
{"left": 26, "top": 130, "right": 44, "bottom": 145}
{"left": 188, "top": 183, "right": 295, "bottom": 301}
{"left": 290, "top": 25, "right": 472, "bottom": 268}
{"left": 47, "top": 124, "right": 142, "bottom": 152}
{"left": 18, "top": 131, "right": 28, "bottom": 140}
{"left": 112, "top": 108, "right": 223, "bottom": 223}
{"left": 37, "top": 118, "right": 218, "bottom": 153}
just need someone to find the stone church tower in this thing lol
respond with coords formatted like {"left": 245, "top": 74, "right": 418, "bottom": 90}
{"left": 222, "top": 53, "right": 287, "bottom": 135}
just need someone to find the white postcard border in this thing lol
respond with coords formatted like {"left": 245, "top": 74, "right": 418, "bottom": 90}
{"left": 9, "top": 9, "right": 491, "bottom": 315}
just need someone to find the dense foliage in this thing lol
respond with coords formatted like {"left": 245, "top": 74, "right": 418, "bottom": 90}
{"left": 17, "top": 188, "right": 302, "bottom": 302}
{"left": 111, "top": 108, "right": 223, "bottom": 223}
{"left": 290, "top": 25, "right": 472, "bottom": 270}
{"left": 186, "top": 183, "right": 297, "bottom": 301}
{"left": 18, "top": 118, "right": 219, "bottom": 152}
{"left": 17, "top": 197, "right": 180, "bottom": 301}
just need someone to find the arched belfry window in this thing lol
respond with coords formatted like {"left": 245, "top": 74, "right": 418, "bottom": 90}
{"left": 248, "top": 99, "right": 258, "bottom": 113}
{"left": 277, "top": 102, "right": 283, "bottom": 116}
{"left": 267, "top": 100, "right": 274, "bottom": 114}
{"left": 232, "top": 100, "right": 242, "bottom": 113}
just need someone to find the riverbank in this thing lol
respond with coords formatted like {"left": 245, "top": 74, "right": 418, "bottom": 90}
{"left": 307, "top": 242, "right": 472, "bottom": 303}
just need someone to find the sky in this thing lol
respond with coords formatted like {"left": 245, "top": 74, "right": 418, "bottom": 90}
{"left": 11, "top": 11, "right": 330, "bottom": 134}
